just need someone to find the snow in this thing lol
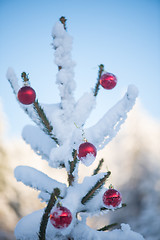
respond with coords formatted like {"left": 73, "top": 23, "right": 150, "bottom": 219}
{"left": 72, "top": 222, "right": 145, "bottom": 240}
{"left": 50, "top": 144, "right": 72, "bottom": 168}
{"left": 85, "top": 85, "right": 138, "bottom": 149}
{"left": 127, "top": 84, "right": 138, "bottom": 100}
{"left": 52, "top": 21, "right": 76, "bottom": 117}
{"left": 22, "top": 125, "right": 56, "bottom": 160}
{"left": 80, "top": 153, "right": 96, "bottom": 167}
{"left": 14, "top": 166, "right": 67, "bottom": 198}
{"left": 15, "top": 209, "right": 145, "bottom": 240}
{"left": 6, "top": 67, "right": 20, "bottom": 95}
{"left": 60, "top": 172, "right": 111, "bottom": 215}
{"left": 73, "top": 92, "right": 96, "bottom": 126}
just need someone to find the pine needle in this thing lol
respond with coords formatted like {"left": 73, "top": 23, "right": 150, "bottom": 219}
{"left": 68, "top": 149, "right": 79, "bottom": 186}
{"left": 94, "top": 64, "right": 104, "bottom": 97}
{"left": 81, "top": 171, "right": 111, "bottom": 205}
{"left": 97, "top": 223, "right": 118, "bottom": 231}
{"left": 33, "top": 100, "right": 59, "bottom": 145}
{"left": 93, "top": 158, "right": 104, "bottom": 175}
{"left": 38, "top": 188, "right": 60, "bottom": 240}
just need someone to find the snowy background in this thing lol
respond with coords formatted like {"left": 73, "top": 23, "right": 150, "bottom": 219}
{"left": 0, "top": 0, "right": 160, "bottom": 239}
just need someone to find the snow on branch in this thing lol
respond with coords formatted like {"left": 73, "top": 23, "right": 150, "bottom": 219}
{"left": 78, "top": 173, "right": 108, "bottom": 204}
{"left": 6, "top": 67, "right": 20, "bottom": 95}
{"left": 71, "top": 222, "right": 145, "bottom": 240}
{"left": 52, "top": 20, "right": 76, "bottom": 117}
{"left": 14, "top": 166, "right": 67, "bottom": 197}
{"left": 22, "top": 125, "right": 56, "bottom": 160}
{"left": 6, "top": 68, "right": 42, "bottom": 126}
{"left": 7, "top": 68, "right": 59, "bottom": 144}
{"left": 15, "top": 211, "right": 145, "bottom": 240}
{"left": 81, "top": 171, "right": 111, "bottom": 205}
{"left": 73, "top": 92, "right": 96, "bottom": 126}
{"left": 85, "top": 85, "right": 138, "bottom": 149}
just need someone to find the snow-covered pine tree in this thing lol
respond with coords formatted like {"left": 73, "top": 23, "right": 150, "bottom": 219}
{"left": 7, "top": 17, "right": 144, "bottom": 240}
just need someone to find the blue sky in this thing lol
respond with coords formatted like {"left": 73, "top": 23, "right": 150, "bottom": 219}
{"left": 0, "top": 0, "right": 160, "bottom": 137}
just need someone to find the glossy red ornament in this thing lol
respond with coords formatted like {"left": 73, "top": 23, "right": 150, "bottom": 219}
{"left": 50, "top": 206, "right": 72, "bottom": 229}
{"left": 100, "top": 72, "right": 117, "bottom": 90}
{"left": 103, "top": 188, "right": 122, "bottom": 207}
{"left": 17, "top": 86, "right": 36, "bottom": 105}
{"left": 78, "top": 142, "right": 97, "bottom": 163}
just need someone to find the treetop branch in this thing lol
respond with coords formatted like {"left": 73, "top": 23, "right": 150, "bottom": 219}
{"left": 57, "top": 16, "right": 67, "bottom": 72}
{"left": 59, "top": 16, "right": 67, "bottom": 30}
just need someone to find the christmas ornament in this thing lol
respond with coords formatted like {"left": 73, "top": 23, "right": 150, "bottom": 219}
{"left": 17, "top": 86, "right": 36, "bottom": 105}
{"left": 50, "top": 206, "right": 72, "bottom": 229}
{"left": 103, "top": 188, "right": 122, "bottom": 207}
{"left": 100, "top": 72, "right": 117, "bottom": 90}
{"left": 78, "top": 142, "right": 97, "bottom": 166}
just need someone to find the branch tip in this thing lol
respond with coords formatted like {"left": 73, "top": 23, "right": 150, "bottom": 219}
{"left": 94, "top": 64, "right": 105, "bottom": 96}
{"left": 59, "top": 16, "right": 67, "bottom": 30}
{"left": 93, "top": 158, "right": 104, "bottom": 175}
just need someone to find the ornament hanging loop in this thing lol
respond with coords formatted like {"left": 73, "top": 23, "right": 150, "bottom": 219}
{"left": 74, "top": 122, "right": 87, "bottom": 142}
{"left": 54, "top": 195, "right": 62, "bottom": 207}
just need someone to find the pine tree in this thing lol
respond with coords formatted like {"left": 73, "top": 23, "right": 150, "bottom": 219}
{"left": 7, "top": 17, "right": 144, "bottom": 240}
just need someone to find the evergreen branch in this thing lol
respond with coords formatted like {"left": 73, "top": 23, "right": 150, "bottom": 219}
{"left": 33, "top": 100, "right": 59, "bottom": 145}
{"left": 86, "top": 85, "right": 138, "bottom": 149}
{"left": 81, "top": 171, "right": 111, "bottom": 205}
{"left": 78, "top": 203, "right": 126, "bottom": 216}
{"left": 100, "top": 203, "right": 127, "bottom": 211}
{"left": 68, "top": 149, "right": 79, "bottom": 186}
{"left": 7, "top": 69, "right": 59, "bottom": 145}
{"left": 97, "top": 223, "right": 118, "bottom": 231}
{"left": 94, "top": 64, "right": 104, "bottom": 97}
{"left": 38, "top": 188, "right": 60, "bottom": 240}
{"left": 92, "top": 158, "right": 104, "bottom": 175}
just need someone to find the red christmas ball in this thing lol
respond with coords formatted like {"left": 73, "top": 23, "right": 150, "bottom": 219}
{"left": 103, "top": 189, "right": 122, "bottom": 207}
{"left": 78, "top": 142, "right": 97, "bottom": 166}
{"left": 17, "top": 86, "right": 36, "bottom": 105}
{"left": 50, "top": 206, "right": 72, "bottom": 229}
{"left": 100, "top": 72, "right": 117, "bottom": 90}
